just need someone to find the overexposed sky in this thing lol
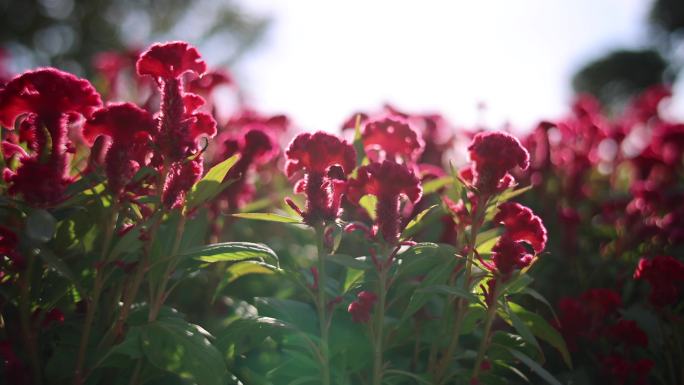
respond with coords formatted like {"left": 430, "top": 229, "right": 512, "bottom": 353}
{"left": 235, "top": 0, "right": 652, "bottom": 132}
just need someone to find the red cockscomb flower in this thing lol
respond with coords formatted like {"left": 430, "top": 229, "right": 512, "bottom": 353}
{"left": 137, "top": 41, "right": 215, "bottom": 161}
{"left": 633, "top": 255, "right": 684, "bottom": 307}
{"left": 347, "top": 161, "right": 422, "bottom": 244}
{"left": 487, "top": 202, "right": 546, "bottom": 280}
{"left": 607, "top": 319, "right": 648, "bottom": 348}
{"left": 83, "top": 102, "right": 155, "bottom": 197}
{"left": 187, "top": 69, "right": 233, "bottom": 95}
{"left": 362, "top": 116, "right": 424, "bottom": 163}
{"left": 220, "top": 126, "right": 278, "bottom": 209}
{"left": 136, "top": 42, "right": 206, "bottom": 80}
{"left": 468, "top": 131, "right": 529, "bottom": 194}
{"left": 0, "top": 68, "right": 102, "bottom": 205}
{"left": 162, "top": 158, "right": 203, "bottom": 210}
{"left": 348, "top": 291, "right": 377, "bottom": 323}
{"left": 285, "top": 131, "right": 356, "bottom": 225}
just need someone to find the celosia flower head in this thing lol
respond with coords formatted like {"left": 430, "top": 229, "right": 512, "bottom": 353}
{"left": 0, "top": 68, "right": 102, "bottom": 205}
{"left": 0, "top": 68, "right": 102, "bottom": 126}
{"left": 285, "top": 132, "right": 356, "bottom": 225}
{"left": 348, "top": 291, "right": 377, "bottom": 323}
{"left": 633, "top": 255, "right": 684, "bottom": 307}
{"left": 136, "top": 41, "right": 215, "bottom": 161}
{"left": 136, "top": 41, "right": 206, "bottom": 80}
{"left": 83, "top": 102, "right": 156, "bottom": 196}
{"left": 468, "top": 131, "right": 529, "bottom": 194}
{"left": 220, "top": 126, "right": 279, "bottom": 209}
{"left": 488, "top": 202, "right": 546, "bottom": 280}
{"left": 362, "top": 116, "right": 424, "bottom": 163}
{"left": 347, "top": 161, "right": 422, "bottom": 244}
{"left": 285, "top": 131, "right": 355, "bottom": 177}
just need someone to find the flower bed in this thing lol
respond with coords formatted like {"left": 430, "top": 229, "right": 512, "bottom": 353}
{"left": 0, "top": 41, "right": 682, "bottom": 385}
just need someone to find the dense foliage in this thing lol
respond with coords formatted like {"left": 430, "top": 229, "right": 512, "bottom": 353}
{"left": 0, "top": 41, "right": 682, "bottom": 385}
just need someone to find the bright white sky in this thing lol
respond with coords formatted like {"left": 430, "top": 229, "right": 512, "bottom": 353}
{"left": 234, "top": 0, "right": 652, "bottom": 133}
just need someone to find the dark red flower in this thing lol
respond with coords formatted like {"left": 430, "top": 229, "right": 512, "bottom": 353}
{"left": 347, "top": 161, "right": 422, "bottom": 244}
{"left": 493, "top": 202, "right": 547, "bottom": 253}
{"left": 83, "top": 102, "right": 156, "bottom": 196}
{"left": 285, "top": 132, "right": 356, "bottom": 225}
{"left": 362, "top": 116, "right": 424, "bottom": 163}
{"left": 219, "top": 127, "right": 279, "bottom": 209}
{"left": 602, "top": 355, "right": 653, "bottom": 385}
{"left": 136, "top": 41, "right": 206, "bottom": 80}
{"left": 162, "top": 158, "right": 203, "bottom": 210}
{"left": 607, "top": 319, "right": 648, "bottom": 348}
{"left": 137, "top": 42, "right": 215, "bottom": 161}
{"left": 0, "top": 68, "right": 102, "bottom": 205}
{"left": 187, "top": 69, "right": 233, "bottom": 95}
{"left": 488, "top": 203, "right": 546, "bottom": 280}
{"left": 0, "top": 226, "right": 17, "bottom": 255}
{"left": 468, "top": 131, "right": 529, "bottom": 194}
{"left": 633, "top": 255, "right": 684, "bottom": 307}
{"left": 580, "top": 288, "right": 622, "bottom": 318}
{"left": 341, "top": 111, "right": 369, "bottom": 130}
{"left": 348, "top": 291, "right": 377, "bottom": 323}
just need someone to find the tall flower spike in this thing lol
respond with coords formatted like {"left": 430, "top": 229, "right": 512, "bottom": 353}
{"left": 0, "top": 68, "right": 102, "bottom": 205}
{"left": 362, "top": 116, "right": 424, "bottom": 163}
{"left": 137, "top": 41, "right": 214, "bottom": 161}
{"left": 468, "top": 131, "right": 529, "bottom": 194}
{"left": 83, "top": 103, "right": 156, "bottom": 197}
{"left": 285, "top": 132, "right": 356, "bottom": 226}
{"left": 220, "top": 126, "right": 279, "bottom": 209}
{"left": 489, "top": 202, "right": 547, "bottom": 280}
{"left": 347, "top": 161, "right": 422, "bottom": 244}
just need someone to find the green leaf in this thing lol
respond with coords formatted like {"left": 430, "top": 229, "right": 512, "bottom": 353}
{"left": 343, "top": 268, "right": 365, "bottom": 293}
{"left": 417, "top": 284, "right": 478, "bottom": 303}
{"left": 37, "top": 248, "right": 84, "bottom": 295}
{"left": 359, "top": 194, "right": 377, "bottom": 220}
{"left": 506, "top": 348, "right": 563, "bottom": 385}
{"left": 384, "top": 369, "right": 434, "bottom": 385}
{"left": 422, "top": 177, "right": 453, "bottom": 195}
{"left": 232, "top": 212, "right": 303, "bottom": 223}
{"left": 141, "top": 318, "right": 228, "bottom": 385}
{"left": 495, "top": 185, "right": 533, "bottom": 204}
{"left": 508, "top": 302, "right": 572, "bottom": 368}
{"left": 499, "top": 273, "right": 533, "bottom": 295}
{"left": 327, "top": 254, "right": 373, "bottom": 270}
{"left": 25, "top": 209, "right": 57, "bottom": 243}
{"left": 503, "top": 302, "right": 542, "bottom": 360}
{"left": 401, "top": 204, "right": 438, "bottom": 240}
{"left": 180, "top": 242, "right": 278, "bottom": 265}
{"left": 185, "top": 154, "right": 240, "bottom": 209}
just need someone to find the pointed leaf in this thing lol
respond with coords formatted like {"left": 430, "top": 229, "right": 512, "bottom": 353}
{"left": 232, "top": 212, "right": 303, "bottom": 224}
{"left": 185, "top": 154, "right": 240, "bottom": 209}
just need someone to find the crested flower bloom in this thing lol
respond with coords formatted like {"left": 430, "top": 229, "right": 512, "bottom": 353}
{"left": 0, "top": 68, "right": 102, "bottom": 205}
{"left": 162, "top": 158, "right": 203, "bottom": 210}
{"left": 136, "top": 41, "right": 216, "bottom": 161}
{"left": 555, "top": 288, "right": 622, "bottom": 350}
{"left": 362, "top": 116, "right": 424, "bottom": 163}
{"left": 348, "top": 291, "right": 377, "bottom": 323}
{"left": 347, "top": 161, "right": 422, "bottom": 244}
{"left": 487, "top": 202, "right": 547, "bottom": 280}
{"left": 468, "top": 131, "right": 530, "bottom": 194}
{"left": 83, "top": 102, "right": 155, "bottom": 197}
{"left": 285, "top": 131, "right": 356, "bottom": 226}
{"left": 607, "top": 319, "right": 648, "bottom": 348}
{"left": 601, "top": 355, "right": 653, "bottom": 385}
{"left": 137, "top": 42, "right": 217, "bottom": 210}
{"left": 219, "top": 126, "right": 278, "bottom": 209}
{"left": 633, "top": 255, "right": 684, "bottom": 307}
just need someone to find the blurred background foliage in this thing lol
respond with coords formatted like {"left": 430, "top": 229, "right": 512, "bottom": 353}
{"left": 0, "top": 0, "right": 268, "bottom": 76}
{"left": 573, "top": 0, "right": 684, "bottom": 112}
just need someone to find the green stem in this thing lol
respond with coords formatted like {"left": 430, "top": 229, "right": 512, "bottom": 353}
{"left": 19, "top": 254, "right": 42, "bottom": 385}
{"left": 74, "top": 203, "right": 119, "bottom": 385}
{"left": 149, "top": 215, "right": 186, "bottom": 321}
{"left": 373, "top": 268, "right": 387, "bottom": 385}
{"left": 435, "top": 198, "right": 485, "bottom": 383}
{"left": 314, "top": 226, "right": 331, "bottom": 385}
{"left": 471, "top": 280, "right": 499, "bottom": 381}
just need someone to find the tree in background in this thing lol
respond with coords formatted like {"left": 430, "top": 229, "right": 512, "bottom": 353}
{"left": 0, "top": 0, "right": 268, "bottom": 75}
{"left": 572, "top": 0, "right": 684, "bottom": 111}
